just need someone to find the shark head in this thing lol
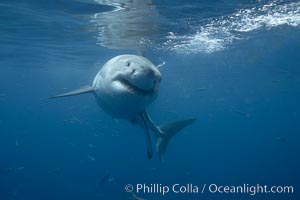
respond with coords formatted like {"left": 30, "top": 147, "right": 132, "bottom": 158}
{"left": 93, "top": 55, "right": 162, "bottom": 119}
{"left": 111, "top": 55, "right": 161, "bottom": 96}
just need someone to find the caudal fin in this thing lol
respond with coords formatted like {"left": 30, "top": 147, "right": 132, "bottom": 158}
{"left": 50, "top": 85, "right": 94, "bottom": 99}
{"left": 156, "top": 118, "right": 196, "bottom": 162}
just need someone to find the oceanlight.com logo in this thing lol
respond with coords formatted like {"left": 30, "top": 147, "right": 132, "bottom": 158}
{"left": 124, "top": 183, "right": 294, "bottom": 196}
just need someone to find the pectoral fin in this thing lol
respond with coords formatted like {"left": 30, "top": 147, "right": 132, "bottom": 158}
{"left": 140, "top": 113, "right": 153, "bottom": 159}
{"left": 50, "top": 85, "right": 94, "bottom": 99}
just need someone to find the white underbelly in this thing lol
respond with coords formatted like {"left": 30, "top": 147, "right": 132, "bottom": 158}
{"left": 93, "top": 88, "right": 155, "bottom": 119}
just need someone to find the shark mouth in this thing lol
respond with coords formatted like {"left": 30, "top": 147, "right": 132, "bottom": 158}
{"left": 117, "top": 78, "right": 154, "bottom": 96}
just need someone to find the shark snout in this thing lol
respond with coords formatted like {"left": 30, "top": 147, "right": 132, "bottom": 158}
{"left": 152, "top": 79, "right": 160, "bottom": 91}
{"left": 129, "top": 67, "right": 161, "bottom": 91}
{"left": 148, "top": 68, "right": 161, "bottom": 91}
{"left": 152, "top": 74, "right": 161, "bottom": 91}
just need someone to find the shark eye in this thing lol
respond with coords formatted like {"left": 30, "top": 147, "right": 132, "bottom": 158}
{"left": 126, "top": 62, "right": 131, "bottom": 67}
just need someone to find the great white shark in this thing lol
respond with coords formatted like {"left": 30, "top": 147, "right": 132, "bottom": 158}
{"left": 51, "top": 55, "right": 195, "bottom": 162}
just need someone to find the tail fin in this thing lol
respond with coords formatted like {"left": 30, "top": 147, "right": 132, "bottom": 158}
{"left": 156, "top": 118, "right": 196, "bottom": 162}
{"left": 50, "top": 85, "right": 94, "bottom": 99}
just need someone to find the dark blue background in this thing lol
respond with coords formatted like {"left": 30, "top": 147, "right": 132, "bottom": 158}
{"left": 0, "top": 0, "right": 299, "bottom": 199}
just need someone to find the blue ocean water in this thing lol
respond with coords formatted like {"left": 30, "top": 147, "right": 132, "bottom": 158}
{"left": 0, "top": 0, "right": 299, "bottom": 199}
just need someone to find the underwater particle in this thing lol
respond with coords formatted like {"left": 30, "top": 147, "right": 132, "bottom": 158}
{"left": 108, "top": 176, "right": 114, "bottom": 183}
{"left": 150, "top": 167, "right": 157, "bottom": 171}
{"left": 15, "top": 140, "right": 19, "bottom": 147}
{"left": 0, "top": 167, "right": 14, "bottom": 173}
{"left": 0, "top": 166, "right": 24, "bottom": 173}
{"left": 185, "top": 171, "right": 192, "bottom": 177}
{"left": 165, "top": 110, "right": 179, "bottom": 115}
{"left": 87, "top": 155, "right": 96, "bottom": 161}
{"left": 88, "top": 143, "right": 95, "bottom": 148}
{"left": 275, "top": 136, "right": 287, "bottom": 142}
{"left": 99, "top": 173, "right": 114, "bottom": 185}
{"left": 15, "top": 166, "right": 24, "bottom": 171}
{"left": 215, "top": 98, "right": 225, "bottom": 102}
{"left": 279, "top": 90, "right": 288, "bottom": 94}
{"left": 66, "top": 141, "right": 77, "bottom": 147}
{"left": 271, "top": 80, "right": 281, "bottom": 83}
{"left": 0, "top": 93, "right": 7, "bottom": 97}
{"left": 243, "top": 97, "right": 252, "bottom": 105}
{"left": 233, "top": 109, "right": 251, "bottom": 118}
{"left": 70, "top": 116, "right": 82, "bottom": 124}
{"left": 111, "top": 129, "right": 120, "bottom": 137}
{"left": 156, "top": 61, "right": 165, "bottom": 69}
{"left": 48, "top": 167, "right": 62, "bottom": 175}
{"left": 277, "top": 69, "right": 289, "bottom": 74}
{"left": 94, "top": 133, "right": 100, "bottom": 137}
{"left": 130, "top": 192, "right": 146, "bottom": 200}
{"left": 196, "top": 87, "right": 208, "bottom": 91}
